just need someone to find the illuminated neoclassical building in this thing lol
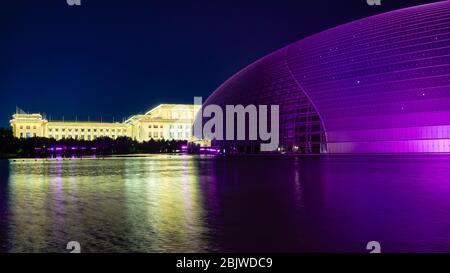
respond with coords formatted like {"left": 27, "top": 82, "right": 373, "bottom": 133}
{"left": 203, "top": 1, "right": 450, "bottom": 153}
{"left": 10, "top": 104, "right": 199, "bottom": 142}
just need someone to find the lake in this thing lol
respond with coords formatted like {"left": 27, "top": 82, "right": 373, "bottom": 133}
{"left": 0, "top": 154, "right": 450, "bottom": 252}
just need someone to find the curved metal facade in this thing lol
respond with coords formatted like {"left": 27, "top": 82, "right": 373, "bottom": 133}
{"left": 204, "top": 1, "right": 450, "bottom": 153}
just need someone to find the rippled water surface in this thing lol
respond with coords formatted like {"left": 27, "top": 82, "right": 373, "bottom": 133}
{"left": 0, "top": 155, "right": 450, "bottom": 252}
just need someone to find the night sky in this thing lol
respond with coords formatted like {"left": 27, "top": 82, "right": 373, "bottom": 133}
{"left": 0, "top": 0, "right": 440, "bottom": 127}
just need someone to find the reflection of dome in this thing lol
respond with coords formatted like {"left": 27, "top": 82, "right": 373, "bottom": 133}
{"left": 204, "top": 1, "right": 450, "bottom": 153}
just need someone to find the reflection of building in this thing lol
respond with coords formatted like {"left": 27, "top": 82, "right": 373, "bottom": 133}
{"left": 203, "top": 1, "right": 450, "bottom": 154}
{"left": 10, "top": 104, "right": 199, "bottom": 142}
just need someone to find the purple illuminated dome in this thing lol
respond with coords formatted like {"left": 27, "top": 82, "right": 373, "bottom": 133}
{"left": 204, "top": 1, "right": 450, "bottom": 153}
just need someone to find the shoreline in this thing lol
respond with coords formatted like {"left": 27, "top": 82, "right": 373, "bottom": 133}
{"left": 2, "top": 152, "right": 450, "bottom": 161}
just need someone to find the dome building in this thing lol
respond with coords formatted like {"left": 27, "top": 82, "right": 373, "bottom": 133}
{"left": 203, "top": 1, "right": 450, "bottom": 153}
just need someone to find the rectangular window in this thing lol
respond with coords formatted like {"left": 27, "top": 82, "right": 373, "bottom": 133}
{"left": 178, "top": 132, "right": 182, "bottom": 138}
{"left": 26, "top": 126, "right": 30, "bottom": 130}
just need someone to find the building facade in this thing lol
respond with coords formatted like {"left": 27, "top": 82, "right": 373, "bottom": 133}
{"left": 203, "top": 1, "right": 450, "bottom": 154}
{"left": 10, "top": 104, "right": 198, "bottom": 142}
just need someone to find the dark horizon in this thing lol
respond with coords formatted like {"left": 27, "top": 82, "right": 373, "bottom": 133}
{"left": 0, "top": 0, "right": 440, "bottom": 127}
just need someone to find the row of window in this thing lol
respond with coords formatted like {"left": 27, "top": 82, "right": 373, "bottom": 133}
{"left": 19, "top": 132, "right": 36, "bottom": 138}
{"left": 48, "top": 128, "right": 127, "bottom": 133}
{"left": 146, "top": 132, "right": 190, "bottom": 138}
{"left": 149, "top": 132, "right": 164, "bottom": 138}
{"left": 19, "top": 125, "right": 37, "bottom": 130}
{"left": 169, "top": 125, "right": 190, "bottom": 129}
{"left": 146, "top": 124, "right": 190, "bottom": 130}
{"left": 148, "top": 124, "right": 164, "bottom": 129}
{"left": 48, "top": 135, "right": 122, "bottom": 140}
{"left": 169, "top": 132, "right": 190, "bottom": 139}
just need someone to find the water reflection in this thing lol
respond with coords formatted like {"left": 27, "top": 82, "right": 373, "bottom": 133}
{"left": 1, "top": 155, "right": 450, "bottom": 252}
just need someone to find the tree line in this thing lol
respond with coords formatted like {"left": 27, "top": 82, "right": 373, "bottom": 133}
{"left": 0, "top": 128, "right": 189, "bottom": 158}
